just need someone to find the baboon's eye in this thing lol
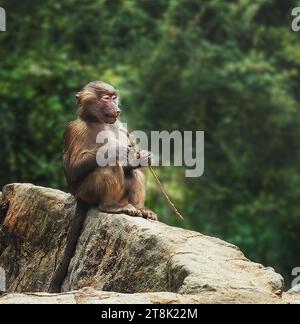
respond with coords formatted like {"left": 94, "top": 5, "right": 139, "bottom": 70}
{"left": 112, "top": 95, "right": 118, "bottom": 101}
{"left": 101, "top": 95, "right": 110, "bottom": 101}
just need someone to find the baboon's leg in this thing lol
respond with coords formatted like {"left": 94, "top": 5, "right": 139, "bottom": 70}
{"left": 127, "top": 169, "right": 157, "bottom": 220}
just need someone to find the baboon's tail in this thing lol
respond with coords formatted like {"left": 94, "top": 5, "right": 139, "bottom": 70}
{"left": 48, "top": 199, "right": 89, "bottom": 293}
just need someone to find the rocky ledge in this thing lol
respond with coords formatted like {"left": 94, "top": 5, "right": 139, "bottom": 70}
{"left": 0, "top": 183, "right": 292, "bottom": 304}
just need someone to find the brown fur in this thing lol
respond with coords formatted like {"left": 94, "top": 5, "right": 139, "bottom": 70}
{"left": 63, "top": 81, "right": 157, "bottom": 220}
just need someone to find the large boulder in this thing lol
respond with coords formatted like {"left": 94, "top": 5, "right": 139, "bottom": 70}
{"left": 0, "top": 183, "right": 285, "bottom": 303}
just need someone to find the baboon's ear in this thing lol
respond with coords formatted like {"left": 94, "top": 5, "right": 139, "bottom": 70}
{"left": 75, "top": 92, "right": 81, "bottom": 105}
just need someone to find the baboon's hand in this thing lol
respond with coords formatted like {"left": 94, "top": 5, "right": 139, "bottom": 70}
{"left": 120, "top": 147, "right": 153, "bottom": 169}
{"left": 117, "top": 146, "right": 131, "bottom": 167}
{"left": 118, "top": 146, "right": 139, "bottom": 168}
{"left": 138, "top": 150, "right": 154, "bottom": 167}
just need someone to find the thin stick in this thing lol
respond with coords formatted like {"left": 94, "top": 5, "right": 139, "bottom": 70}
{"left": 124, "top": 128, "right": 184, "bottom": 221}
{"left": 148, "top": 166, "right": 184, "bottom": 221}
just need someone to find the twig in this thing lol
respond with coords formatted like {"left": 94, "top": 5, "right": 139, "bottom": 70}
{"left": 148, "top": 166, "right": 184, "bottom": 221}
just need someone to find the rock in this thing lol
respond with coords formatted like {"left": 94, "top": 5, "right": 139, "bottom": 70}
{"left": 0, "top": 287, "right": 237, "bottom": 304}
{"left": 63, "top": 210, "right": 283, "bottom": 304}
{"left": 282, "top": 292, "right": 300, "bottom": 304}
{"left": 0, "top": 287, "right": 283, "bottom": 304}
{"left": 0, "top": 183, "right": 286, "bottom": 303}
{"left": 283, "top": 283, "right": 300, "bottom": 304}
{"left": 0, "top": 183, "right": 76, "bottom": 292}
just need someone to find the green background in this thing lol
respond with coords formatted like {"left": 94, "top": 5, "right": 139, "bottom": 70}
{"left": 1, "top": 0, "right": 300, "bottom": 288}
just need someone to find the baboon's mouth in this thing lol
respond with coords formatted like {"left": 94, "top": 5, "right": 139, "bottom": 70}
{"left": 105, "top": 116, "right": 117, "bottom": 124}
{"left": 104, "top": 112, "right": 119, "bottom": 118}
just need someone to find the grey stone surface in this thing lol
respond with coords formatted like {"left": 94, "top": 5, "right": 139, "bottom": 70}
{"left": 0, "top": 183, "right": 76, "bottom": 292}
{"left": 0, "top": 183, "right": 286, "bottom": 303}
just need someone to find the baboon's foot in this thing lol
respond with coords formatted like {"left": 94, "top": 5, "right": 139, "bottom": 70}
{"left": 139, "top": 208, "right": 158, "bottom": 221}
{"left": 99, "top": 204, "right": 143, "bottom": 217}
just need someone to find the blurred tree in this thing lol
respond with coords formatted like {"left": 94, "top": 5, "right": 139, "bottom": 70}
{"left": 129, "top": 0, "right": 300, "bottom": 285}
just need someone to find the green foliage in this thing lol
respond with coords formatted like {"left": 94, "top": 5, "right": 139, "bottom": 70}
{"left": 1, "top": 0, "right": 300, "bottom": 286}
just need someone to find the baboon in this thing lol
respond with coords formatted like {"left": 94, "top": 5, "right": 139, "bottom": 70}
{"left": 49, "top": 81, "right": 156, "bottom": 293}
